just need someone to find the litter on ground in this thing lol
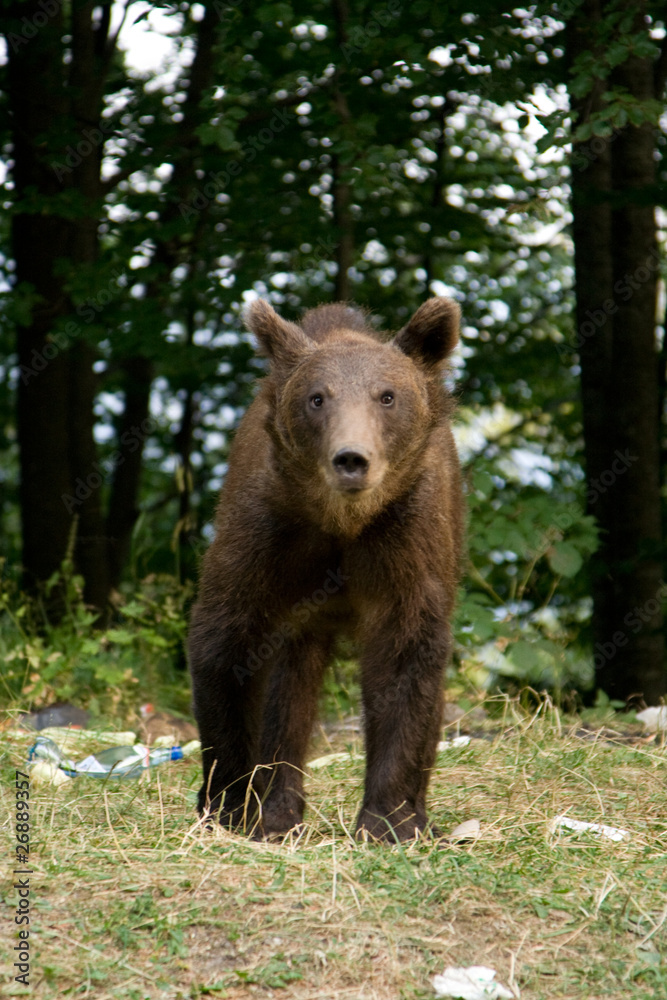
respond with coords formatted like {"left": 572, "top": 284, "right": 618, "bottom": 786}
{"left": 27, "top": 734, "right": 200, "bottom": 783}
{"left": 307, "top": 751, "right": 361, "bottom": 769}
{"left": 433, "top": 964, "right": 513, "bottom": 999}
{"left": 448, "top": 819, "right": 481, "bottom": 842}
{"left": 551, "top": 814, "right": 630, "bottom": 842}
{"left": 437, "top": 736, "right": 472, "bottom": 750}
{"left": 636, "top": 706, "right": 667, "bottom": 731}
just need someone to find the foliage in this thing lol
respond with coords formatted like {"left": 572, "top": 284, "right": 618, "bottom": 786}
{"left": 0, "top": 1, "right": 580, "bottom": 572}
{"left": 0, "top": 419, "right": 605, "bottom": 716}
{"left": 0, "top": 559, "right": 193, "bottom": 720}
{"left": 456, "top": 454, "right": 599, "bottom": 695}
{"left": 0, "top": 482, "right": 602, "bottom": 718}
{"left": 0, "top": 0, "right": 665, "bottom": 694}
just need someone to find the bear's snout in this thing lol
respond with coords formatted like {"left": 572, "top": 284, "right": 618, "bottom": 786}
{"left": 332, "top": 446, "right": 371, "bottom": 490}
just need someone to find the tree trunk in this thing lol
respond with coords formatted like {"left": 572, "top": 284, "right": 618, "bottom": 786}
{"left": 66, "top": 1, "right": 111, "bottom": 611}
{"left": 567, "top": 0, "right": 665, "bottom": 702}
{"left": 106, "top": 357, "right": 154, "bottom": 593}
{"left": 6, "top": 2, "right": 75, "bottom": 598}
{"left": 5, "top": 1, "right": 115, "bottom": 613}
{"left": 606, "top": 18, "right": 663, "bottom": 701}
{"left": 332, "top": 0, "right": 354, "bottom": 300}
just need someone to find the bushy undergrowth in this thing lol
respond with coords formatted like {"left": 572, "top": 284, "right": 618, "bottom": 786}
{"left": 0, "top": 560, "right": 193, "bottom": 722}
{"left": 457, "top": 476, "right": 600, "bottom": 699}
{"left": 0, "top": 477, "right": 606, "bottom": 722}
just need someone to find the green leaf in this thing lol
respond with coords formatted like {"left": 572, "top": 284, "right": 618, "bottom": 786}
{"left": 105, "top": 629, "right": 135, "bottom": 646}
{"left": 455, "top": 597, "right": 497, "bottom": 644}
{"left": 196, "top": 122, "right": 239, "bottom": 152}
{"left": 594, "top": 689, "right": 610, "bottom": 708}
{"left": 627, "top": 105, "right": 646, "bottom": 127}
{"left": 591, "top": 119, "right": 613, "bottom": 138}
{"left": 535, "top": 134, "right": 557, "bottom": 155}
{"left": 472, "top": 471, "right": 494, "bottom": 497}
{"left": 509, "top": 640, "right": 539, "bottom": 672}
{"left": 606, "top": 41, "right": 630, "bottom": 67}
{"left": 547, "top": 542, "right": 583, "bottom": 578}
{"left": 610, "top": 107, "right": 628, "bottom": 129}
{"left": 574, "top": 121, "right": 592, "bottom": 142}
{"left": 633, "top": 36, "right": 660, "bottom": 60}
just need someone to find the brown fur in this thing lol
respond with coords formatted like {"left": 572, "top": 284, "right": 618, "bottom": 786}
{"left": 188, "top": 297, "right": 464, "bottom": 841}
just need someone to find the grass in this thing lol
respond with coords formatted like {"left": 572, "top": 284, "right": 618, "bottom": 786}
{"left": 1, "top": 697, "right": 666, "bottom": 1000}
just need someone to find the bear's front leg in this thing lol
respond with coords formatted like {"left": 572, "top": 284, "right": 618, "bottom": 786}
{"left": 188, "top": 604, "right": 268, "bottom": 832}
{"left": 356, "top": 615, "right": 449, "bottom": 842}
{"left": 257, "top": 636, "right": 331, "bottom": 839}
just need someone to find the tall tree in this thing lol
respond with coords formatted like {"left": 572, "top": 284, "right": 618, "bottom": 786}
{"left": 5, "top": 0, "right": 113, "bottom": 609}
{"left": 566, "top": 0, "right": 666, "bottom": 701}
{"left": 2, "top": 0, "right": 224, "bottom": 612}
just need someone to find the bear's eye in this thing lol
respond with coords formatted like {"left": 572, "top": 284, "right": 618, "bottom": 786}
{"left": 309, "top": 394, "right": 324, "bottom": 408}
{"left": 380, "top": 392, "right": 394, "bottom": 406}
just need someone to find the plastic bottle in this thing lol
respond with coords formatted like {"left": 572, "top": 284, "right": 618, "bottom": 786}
{"left": 28, "top": 736, "right": 183, "bottom": 779}
{"left": 28, "top": 736, "right": 76, "bottom": 775}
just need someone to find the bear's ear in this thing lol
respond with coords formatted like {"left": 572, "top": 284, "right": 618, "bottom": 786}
{"left": 244, "top": 299, "right": 313, "bottom": 371}
{"left": 392, "top": 297, "right": 460, "bottom": 367}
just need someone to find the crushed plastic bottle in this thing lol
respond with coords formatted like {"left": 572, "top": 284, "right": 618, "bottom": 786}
{"left": 28, "top": 736, "right": 183, "bottom": 780}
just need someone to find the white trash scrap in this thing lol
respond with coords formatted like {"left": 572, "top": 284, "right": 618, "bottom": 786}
{"left": 448, "top": 819, "right": 481, "bottom": 842}
{"left": 437, "top": 736, "right": 472, "bottom": 750}
{"left": 636, "top": 706, "right": 667, "bottom": 731}
{"left": 307, "top": 751, "right": 361, "bottom": 769}
{"left": 433, "top": 965, "right": 513, "bottom": 999}
{"left": 308, "top": 737, "right": 471, "bottom": 769}
{"left": 551, "top": 814, "right": 630, "bottom": 842}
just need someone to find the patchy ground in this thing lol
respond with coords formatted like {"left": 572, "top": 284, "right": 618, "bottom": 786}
{"left": 1, "top": 701, "right": 666, "bottom": 999}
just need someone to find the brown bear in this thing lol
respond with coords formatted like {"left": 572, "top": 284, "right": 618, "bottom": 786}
{"left": 188, "top": 297, "right": 464, "bottom": 841}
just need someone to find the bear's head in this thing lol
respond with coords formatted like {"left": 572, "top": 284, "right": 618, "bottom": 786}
{"left": 245, "top": 297, "right": 460, "bottom": 535}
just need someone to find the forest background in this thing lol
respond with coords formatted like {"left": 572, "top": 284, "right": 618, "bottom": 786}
{"left": 1, "top": 0, "right": 666, "bottom": 722}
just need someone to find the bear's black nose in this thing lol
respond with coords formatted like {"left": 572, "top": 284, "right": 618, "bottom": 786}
{"left": 332, "top": 448, "right": 370, "bottom": 479}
